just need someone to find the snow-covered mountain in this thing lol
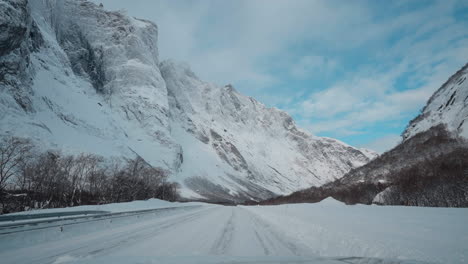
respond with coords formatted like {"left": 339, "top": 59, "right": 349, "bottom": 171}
{"left": 403, "top": 63, "right": 468, "bottom": 140}
{"left": 0, "top": 0, "right": 376, "bottom": 202}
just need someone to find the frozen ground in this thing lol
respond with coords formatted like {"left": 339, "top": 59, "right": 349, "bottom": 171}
{"left": 0, "top": 198, "right": 466, "bottom": 264}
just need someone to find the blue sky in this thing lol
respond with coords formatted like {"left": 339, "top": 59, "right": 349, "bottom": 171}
{"left": 93, "top": 0, "right": 468, "bottom": 153}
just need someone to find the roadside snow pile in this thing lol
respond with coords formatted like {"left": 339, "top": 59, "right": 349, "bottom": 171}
{"left": 8, "top": 199, "right": 199, "bottom": 215}
{"left": 316, "top": 197, "right": 345, "bottom": 206}
{"left": 244, "top": 201, "right": 468, "bottom": 264}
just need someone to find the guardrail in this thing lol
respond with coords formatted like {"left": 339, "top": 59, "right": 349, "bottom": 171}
{"left": 0, "top": 210, "right": 109, "bottom": 222}
{"left": 0, "top": 205, "right": 201, "bottom": 235}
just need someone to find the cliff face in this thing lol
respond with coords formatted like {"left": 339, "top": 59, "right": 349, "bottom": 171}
{"left": 0, "top": 0, "right": 42, "bottom": 112}
{"left": 0, "top": 0, "right": 375, "bottom": 202}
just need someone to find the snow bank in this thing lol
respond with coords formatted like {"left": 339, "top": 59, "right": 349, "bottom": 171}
{"left": 8, "top": 199, "right": 201, "bottom": 215}
{"left": 244, "top": 203, "right": 468, "bottom": 263}
{"left": 317, "top": 197, "right": 346, "bottom": 206}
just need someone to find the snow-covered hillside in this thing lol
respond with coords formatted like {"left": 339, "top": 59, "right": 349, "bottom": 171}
{"left": 403, "top": 63, "right": 468, "bottom": 140}
{"left": 0, "top": 0, "right": 376, "bottom": 201}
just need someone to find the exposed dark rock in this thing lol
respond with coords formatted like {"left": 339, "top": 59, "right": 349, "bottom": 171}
{"left": 0, "top": 0, "right": 43, "bottom": 112}
{"left": 210, "top": 129, "right": 249, "bottom": 172}
{"left": 58, "top": 27, "right": 106, "bottom": 93}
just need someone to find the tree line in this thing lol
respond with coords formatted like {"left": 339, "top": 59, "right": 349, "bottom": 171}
{"left": 0, "top": 137, "right": 179, "bottom": 214}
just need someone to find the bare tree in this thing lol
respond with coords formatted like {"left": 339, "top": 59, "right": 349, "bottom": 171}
{"left": 0, "top": 138, "right": 32, "bottom": 198}
{"left": 1, "top": 137, "right": 179, "bottom": 214}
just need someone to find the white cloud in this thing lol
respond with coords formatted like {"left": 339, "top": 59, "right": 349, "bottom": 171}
{"left": 293, "top": 4, "right": 468, "bottom": 136}
{"left": 290, "top": 55, "right": 338, "bottom": 79}
{"left": 300, "top": 65, "right": 463, "bottom": 136}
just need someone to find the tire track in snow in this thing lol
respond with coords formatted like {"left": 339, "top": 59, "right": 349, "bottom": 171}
{"left": 3, "top": 206, "right": 216, "bottom": 264}
{"left": 84, "top": 207, "right": 215, "bottom": 257}
{"left": 210, "top": 207, "right": 236, "bottom": 255}
{"left": 244, "top": 207, "right": 314, "bottom": 256}
{"left": 253, "top": 229, "right": 271, "bottom": 255}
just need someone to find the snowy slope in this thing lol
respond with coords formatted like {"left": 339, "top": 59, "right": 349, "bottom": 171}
{"left": 0, "top": 0, "right": 376, "bottom": 201}
{"left": 403, "top": 63, "right": 468, "bottom": 140}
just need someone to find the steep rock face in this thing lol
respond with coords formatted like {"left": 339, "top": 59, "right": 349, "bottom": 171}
{"left": 0, "top": 0, "right": 42, "bottom": 112}
{"left": 403, "top": 63, "right": 468, "bottom": 140}
{"left": 0, "top": 0, "right": 375, "bottom": 202}
{"left": 30, "top": 0, "right": 172, "bottom": 144}
{"left": 1, "top": 0, "right": 180, "bottom": 171}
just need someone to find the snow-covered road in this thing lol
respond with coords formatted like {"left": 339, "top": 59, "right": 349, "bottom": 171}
{"left": 1, "top": 206, "right": 318, "bottom": 264}
{"left": 1, "top": 199, "right": 466, "bottom": 264}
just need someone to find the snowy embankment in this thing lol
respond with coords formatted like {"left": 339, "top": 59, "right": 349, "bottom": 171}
{"left": 7, "top": 199, "right": 201, "bottom": 215}
{"left": 244, "top": 198, "right": 468, "bottom": 263}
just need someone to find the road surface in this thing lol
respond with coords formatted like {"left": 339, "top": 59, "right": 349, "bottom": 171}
{"left": 1, "top": 202, "right": 460, "bottom": 263}
{"left": 0, "top": 205, "right": 328, "bottom": 264}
